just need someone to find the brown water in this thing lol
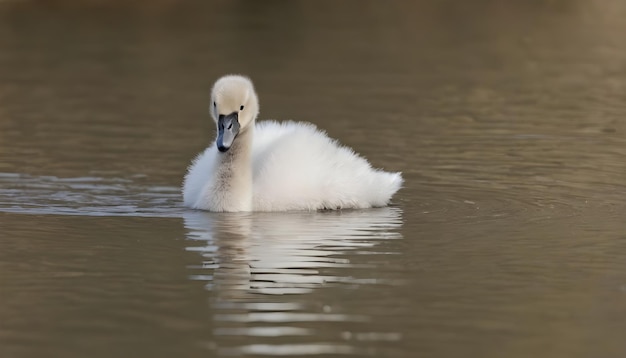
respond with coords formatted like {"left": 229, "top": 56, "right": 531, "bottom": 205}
{"left": 1, "top": 1, "right": 626, "bottom": 357}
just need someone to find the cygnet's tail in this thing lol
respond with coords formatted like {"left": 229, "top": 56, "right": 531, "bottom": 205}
{"left": 371, "top": 171, "right": 403, "bottom": 207}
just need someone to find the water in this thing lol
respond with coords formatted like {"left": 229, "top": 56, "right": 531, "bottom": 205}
{"left": 1, "top": 1, "right": 626, "bottom": 357}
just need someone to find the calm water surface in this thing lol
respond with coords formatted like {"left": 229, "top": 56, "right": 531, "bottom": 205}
{"left": 1, "top": 1, "right": 626, "bottom": 357}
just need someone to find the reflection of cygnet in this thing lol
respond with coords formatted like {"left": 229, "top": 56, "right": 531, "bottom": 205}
{"left": 182, "top": 75, "right": 403, "bottom": 212}
{"left": 183, "top": 208, "right": 403, "bottom": 295}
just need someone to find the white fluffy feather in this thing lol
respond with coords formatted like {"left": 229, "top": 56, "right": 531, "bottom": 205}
{"left": 182, "top": 75, "right": 402, "bottom": 212}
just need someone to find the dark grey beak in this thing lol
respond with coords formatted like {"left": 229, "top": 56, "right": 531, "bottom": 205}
{"left": 216, "top": 112, "right": 240, "bottom": 152}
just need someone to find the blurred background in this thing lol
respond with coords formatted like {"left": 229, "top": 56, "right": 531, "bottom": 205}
{"left": 1, "top": 1, "right": 625, "bottom": 358}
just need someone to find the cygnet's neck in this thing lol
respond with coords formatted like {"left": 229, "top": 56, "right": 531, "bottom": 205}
{"left": 213, "top": 125, "right": 253, "bottom": 211}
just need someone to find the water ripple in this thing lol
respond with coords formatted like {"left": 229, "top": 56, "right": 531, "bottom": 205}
{"left": 0, "top": 172, "right": 182, "bottom": 217}
{"left": 184, "top": 208, "right": 405, "bottom": 357}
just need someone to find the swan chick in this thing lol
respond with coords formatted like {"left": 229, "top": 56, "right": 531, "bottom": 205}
{"left": 182, "top": 75, "right": 402, "bottom": 212}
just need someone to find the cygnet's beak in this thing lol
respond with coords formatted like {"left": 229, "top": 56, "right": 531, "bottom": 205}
{"left": 217, "top": 112, "right": 240, "bottom": 152}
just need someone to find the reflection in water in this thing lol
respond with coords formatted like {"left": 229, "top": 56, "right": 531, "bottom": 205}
{"left": 183, "top": 208, "right": 403, "bottom": 356}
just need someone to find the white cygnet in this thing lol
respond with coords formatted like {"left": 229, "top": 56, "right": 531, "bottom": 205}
{"left": 182, "top": 75, "right": 403, "bottom": 212}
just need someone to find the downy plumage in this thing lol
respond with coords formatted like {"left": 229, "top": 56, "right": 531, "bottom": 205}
{"left": 183, "top": 75, "right": 402, "bottom": 212}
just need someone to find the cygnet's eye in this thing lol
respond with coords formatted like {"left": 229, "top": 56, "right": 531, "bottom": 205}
{"left": 240, "top": 105, "right": 244, "bottom": 111}
{"left": 213, "top": 101, "right": 216, "bottom": 107}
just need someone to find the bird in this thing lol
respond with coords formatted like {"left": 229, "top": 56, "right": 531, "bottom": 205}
{"left": 182, "top": 75, "right": 402, "bottom": 212}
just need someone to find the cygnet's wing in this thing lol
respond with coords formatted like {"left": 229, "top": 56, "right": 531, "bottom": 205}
{"left": 252, "top": 120, "right": 398, "bottom": 211}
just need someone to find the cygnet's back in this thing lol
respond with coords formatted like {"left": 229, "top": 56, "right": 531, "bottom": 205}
{"left": 250, "top": 120, "right": 402, "bottom": 211}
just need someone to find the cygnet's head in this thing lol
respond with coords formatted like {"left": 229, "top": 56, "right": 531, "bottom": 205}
{"left": 210, "top": 75, "right": 259, "bottom": 152}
